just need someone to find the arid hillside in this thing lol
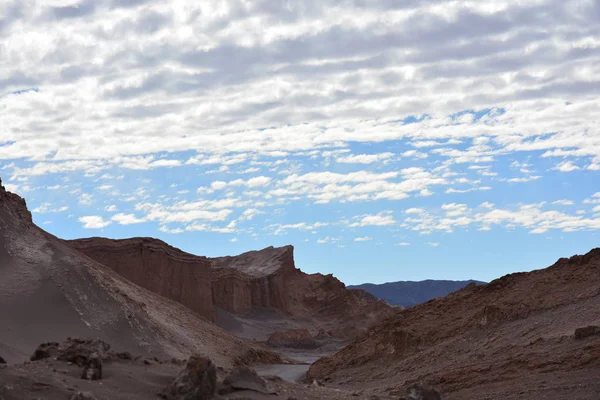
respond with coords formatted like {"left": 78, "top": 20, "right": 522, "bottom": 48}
{"left": 0, "top": 179, "right": 270, "bottom": 367}
{"left": 308, "top": 248, "right": 600, "bottom": 399}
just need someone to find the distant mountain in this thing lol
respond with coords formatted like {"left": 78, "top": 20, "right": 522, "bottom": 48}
{"left": 348, "top": 279, "right": 486, "bottom": 307}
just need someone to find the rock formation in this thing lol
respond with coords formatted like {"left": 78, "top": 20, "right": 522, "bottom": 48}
{"left": 210, "top": 245, "right": 295, "bottom": 314}
{"left": 67, "top": 237, "right": 215, "bottom": 321}
{"left": 66, "top": 238, "right": 392, "bottom": 340}
{"left": 308, "top": 248, "right": 600, "bottom": 398}
{"left": 0, "top": 181, "right": 265, "bottom": 366}
{"left": 161, "top": 355, "right": 217, "bottom": 400}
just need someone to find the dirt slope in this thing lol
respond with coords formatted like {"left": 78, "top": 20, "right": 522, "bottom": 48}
{"left": 307, "top": 248, "right": 600, "bottom": 399}
{"left": 0, "top": 180, "right": 262, "bottom": 367}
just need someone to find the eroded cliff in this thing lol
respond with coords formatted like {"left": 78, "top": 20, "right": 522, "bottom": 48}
{"left": 67, "top": 237, "right": 215, "bottom": 321}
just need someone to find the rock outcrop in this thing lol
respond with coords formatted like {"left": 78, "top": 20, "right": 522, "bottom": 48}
{"left": 211, "top": 245, "right": 295, "bottom": 314}
{"left": 308, "top": 248, "right": 600, "bottom": 398}
{"left": 66, "top": 239, "right": 392, "bottom": 340}
{"left": 161, "top": 355, "right": 217, "bottom": 400}
{"left": 67, "top": 237, "right": 215, "bottom": 321}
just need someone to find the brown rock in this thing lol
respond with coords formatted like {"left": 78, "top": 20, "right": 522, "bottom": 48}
{"left": 574, "top": 325, "right": 600, "bottom": 340}
{"left": 81, "top": 352, "right": 102, "bottom": 381}
{"left": 308, "top": 247, "right": 600, "bottom": 399}
{"left": 266, "top": 329, "right": 319, "bottom": 349}
{"left": 30, "top": 342, "right": 59, "bottom": 361}
{"left": 221, "top": 366, "right": 269, "bottom": 394}
{"left": 162, "top": 355, "right": 217, "bottom": 400}
{"left": 115, "top": 351, "right": 132, "bottom": 360}
{"left": 57, "top": 338, "right": 110, "bottom": 366}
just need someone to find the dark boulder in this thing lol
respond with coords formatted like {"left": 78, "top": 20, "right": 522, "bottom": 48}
{"left": 161, "top": 355, "right": 217, "bottom": 400}
{"left": 220, "top": 366, "right": 269, "bottom": 395}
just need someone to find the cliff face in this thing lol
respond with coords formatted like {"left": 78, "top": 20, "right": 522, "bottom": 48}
{"left": 65, "top": 238, "right": 392, "bottom": 339}
{"left": 210, "top": 246, "right": 296, "bottom": 314}
{"left": 67, "top": 238, "right": 215, "bottom": 321}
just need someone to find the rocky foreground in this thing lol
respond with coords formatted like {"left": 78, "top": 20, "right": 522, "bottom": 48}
{"left": 0, "top": 337, "right": 410, "bottom": 400}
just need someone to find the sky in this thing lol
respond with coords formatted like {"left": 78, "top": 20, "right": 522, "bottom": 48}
{"left": 1, "top": 0, "right": 600, "bottom": 285}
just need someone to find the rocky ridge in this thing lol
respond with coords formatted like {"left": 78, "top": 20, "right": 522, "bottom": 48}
{"left": 307, "top": 247, "right": 600, "bottom": 399}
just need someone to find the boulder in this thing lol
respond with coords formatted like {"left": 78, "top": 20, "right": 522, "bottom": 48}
{"left": 30, "top": 338, "right": 110, "bottom": 366}
{"left": 162, "top": 355, "right": 217, "bottom": 400}
{"left": 115, "top": 351, "right": 132, "bottom": 360}
{"left": 0, "top": 355, "right": 6, "bottom": 364}
{"left": 30, "top": 342, "right": 59, "bottom": 361}
{"left": 57, "top": 338, "right": 110, "bottom": 366}
{"left": 265, "top": 329, "right": 319, "bottom": 349}
{"left": 81, "top": 352, "right": 103, "bottom": 381}
{"left": 221, "top": 366, "right": 269, "bottom": 395}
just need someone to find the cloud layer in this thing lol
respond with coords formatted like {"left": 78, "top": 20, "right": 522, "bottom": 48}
{"left": 2, "top": 0, "right": 599, "bottom": 282}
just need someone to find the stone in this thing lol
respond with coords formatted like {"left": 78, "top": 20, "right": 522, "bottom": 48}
{"left": 161, "top": 355, "right": 217, "bottom": 400}
{"left": 115, "top": 351, "right": 132, "bottom": 360}
{"left": 81, "top": 352, "right": 103, "bottom": 381}
{"left": 0, "top": 355, "right": 6, "bottom": 364}
{"left": 57, "top": 338, "right": 110, "bottom": 366}
{"left": 30, "top": 342, "right": 60, "bottom": 361}
{"left": 221, "top": 366, "right": 269, "bottom": 394}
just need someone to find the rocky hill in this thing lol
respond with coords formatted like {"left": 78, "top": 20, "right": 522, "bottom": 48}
{"left": 349, "top": 279, "right": 485, "bottom": 307}
{"left": 66, "top": 238, "right": 392, "bottom": 342}
{"left": 307, "top": 248, "right": 600, "bottom": 399}
{"left": 0, "top": 179, "right": 270, "bottom": 367}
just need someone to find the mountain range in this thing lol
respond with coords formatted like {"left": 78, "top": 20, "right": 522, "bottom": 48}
{"left": 349, "top": 279, "right": 486, "bottom": 307}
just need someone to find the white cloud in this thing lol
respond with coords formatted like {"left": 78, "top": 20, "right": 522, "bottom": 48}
{"left": 396, "top": 242, "right": 411, "bottom": 246}
{"left": 552, "top": 200, "right": 574, "bottom": 206}
{"left": 78, "top": 193, "right": 93, "bottom": 205}
{"left": 32, "top": 203, "right": 68, "bottom": 213}
{"left": 336, "top": 153, "right": 394, "bottom": 164}
{"left": 111, "top": 213, "right": 146, "bottom": 225}
{"left": 105, "top": 205, "right": 118, "bottom": 212}
{"left": 349, "top": 211, "right": 396, "bottom": 227}
{"left": 553, "top": 161, "right": 580, "bottom": 172}
{"left": 427, "top": 242, "right": 440, "bottom": 247}
{"left": 354, "top": 236, "right": 372, "bottom": 242}
{"left": 79, "top": 216, "right": 111, "bottom": 229}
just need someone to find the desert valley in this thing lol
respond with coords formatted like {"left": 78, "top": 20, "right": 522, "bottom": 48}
{"left": 1, "top": 179, "right": 599, "bottom": 400}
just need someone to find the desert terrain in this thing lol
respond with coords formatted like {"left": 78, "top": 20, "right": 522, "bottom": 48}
{"left": 1, "top": 179, "right": 600, "bottom": 399}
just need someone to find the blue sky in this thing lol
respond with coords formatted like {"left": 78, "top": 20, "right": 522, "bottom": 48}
{"left": 1, "top": 0, "right": 599, "bottom": 285}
